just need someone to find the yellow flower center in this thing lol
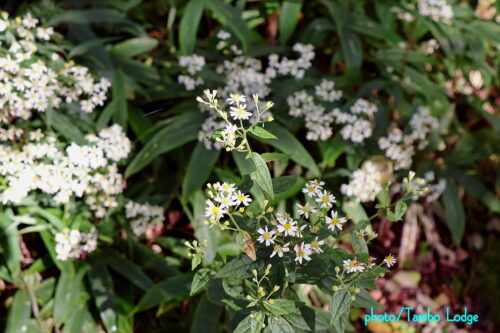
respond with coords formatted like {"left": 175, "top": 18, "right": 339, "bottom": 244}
{"left": 211, "top": 207, "right": 220, "bottom": 215}
{"left": 235, "top": 108, "right": 246, "bottom": 115}
{"left": 283, "top": 223, "right": 291, "bottom": 230}
{"left": 311, "top": 241, "right": 318, "bottom": 247}
{"left": 238, "top": 194, "right": 245, "bottom": 201}
{"left": 263, "top": 233, "right": 271, "bottom": 240}
{"left": 332, "top": 218, "right": 339, "bottom": 224}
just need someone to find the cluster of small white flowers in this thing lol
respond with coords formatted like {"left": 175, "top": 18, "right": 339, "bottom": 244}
{"left": 314, "top": 79, "right": 343, "bottom": 102}
{"left": 0, "top": 126, "right": 130, "bottom": 217}
{"left": 417, "top": 0, "right": 453, "bottom": 22}
{"left": 331, "top": 98, "right": 378, "bottom": 143}
{"left": 421, "top": 39, "right": 440, "bottom": 55}
{"left": 378, "top": 107, "right": 439, "bottom": 170}
{"left": 54, "top": 227, "right": 98, "bottom": 261}
{"left": 424, "top": 171, "right": 447, "bottom": 202}
{"left": 178, "top": 54, "right": 205, "bottom": 90}
{"left": 287, "top": 84, "right": 341, "bottom": 141}
{"left": 182, "top": 33, "right": 314, "bottom": 149}
{"left": 204, "top": 182, "right": 252, "bottom": 225}
{"left": 0, "top": 12, "right": 110, "bottom": 123}
{"left": 340, "top": 161, "right": 383, "bottom": 202}
{"left": 391, "top": 6, "right": 415, "bottom": 22}
{"left": 125, "top": 201, "right": 165, "bottom": 236}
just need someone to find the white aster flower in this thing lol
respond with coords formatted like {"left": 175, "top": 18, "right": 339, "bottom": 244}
{"left": 294, "top": 242, "right": 312, "bottom": 264}
{"left": 315, "top": 190, "right": 336, "bottom": 210}
{"left": 309, "top": 237, "right": 324, "bottom": 253}
{"left": 257, "top": 226, "right": 276, "bottom": 246}
{"left": 277, "top": 218, "right": 298, "bottom": 237}
{"left": 343, "top": 258, "right": 365, "bottom": 273}
{"left": 325, "top": 211, "right": 346, "bottom": 231}
{"left": 270, "top": 242, "right": 290, "bottom": 258}
{"left": 297, "top": 203, "right": 317, "bottom": 219}
{"left": 383, "top": 254, "right": 397, "bottom": 268}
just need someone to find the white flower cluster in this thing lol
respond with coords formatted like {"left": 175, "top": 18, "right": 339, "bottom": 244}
{"left": 378, "top": 107, "right": 438, "bottom": 170}
{"left": 180, "top": 31, "right": 314, "bottom": 149}
{"left": 178, "top": 54, "right": 205, "bottom": 90}
{"left": 332, "top": 98, "right": 378, "bottom": 143}
{"left": 417, "top": 0, "right": 453, "bottom": 22}
{"left": 341, "top": 161, "right": 383, "bottom": 202}
{"left": 0, "top": 12, "right": 111, "bottom": 123}
{"left": 0, "top": 125, "right": 131, "bottom": 218}
{"left": 424, "top": 171, "right": 447, "bottom": 202}
{"left": 125, "top": 201, "right": 165, "bottom": 236}
{"left": 204, "top": 182, "right": 252, "bottom": 224}
{"left": 54, "top": 227, "right": 98, "bottom": 261}
{"left": 287, "top": 80, "right": 343, "bottom": 141}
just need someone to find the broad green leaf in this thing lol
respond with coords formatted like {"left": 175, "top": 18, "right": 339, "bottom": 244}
{"left": 179, "top": 0, "right": 205, "bottom": 55}
{"left": 279, "top": 0, "right": 302, "bottom": 45}
{"left": 5, "top": 290, "right": 31, "bottom": 333}
{"left": 49, "top": 9, "right": 128, "bottom": 25}
{"left": 234, "top": 314, "right": 263, "bottom": 333}
{"left": 0, "top": 212, "right": 21, "bottom": 277}
{"left": 352, "top": 288, "right": 383, "bottom": 309}
{"left": 339, "top": 30, "right": 362, "bottom": 69}
{"left": 271, "top": 175, "right": 303, "bottom": 204}
{"left": 54, "top": 267, "right": 86, "bottom": 325}
{"left": 69, "top": 37, "right": 118, "bottom": 57}
{"left": 191, "top": 268, "right": 212, "bottom": 296}
{"left": 112, "top": 37, "right": 158, "bottom": 58}
{"left": 102, "top": 250, "right": 154, "bottom": 291}
{"left": 254, "top": 123, "right": 320, "bottom": 176}
{"left": 264, "top": 316, "right": 295, "bottom": 333}
{"left": 125, "top": 112, "right": 205, "bottom": 177}
{"left": 190, "top": 294, "right": 223, "bottom": 333}
{"left": 112, "top": 69, "right": 128, "bottom": 128}
{"left": 250, "top": 152, "right": 274, "bottom": 200}
{"left": 205, "top": 0, "right": 252, "bottom": 52}
{"left": 250, "top": 126, "right": 278, "bottom": 140}
{"left": 191, "top": 190, "right": 220, "bottom": 262}
{"left": 45, "top": 109, "right": 86, "bottom": 145}
{"left": 442, "top": 179, "right": 465, "bottom": 245}
{"left": 136, "top": 273, "right": 192, "bottom": 311}
{"left": 88, "top": 262, "right": 118, "bottom": 332}
{"left": 329, "top": 289, "right": 351, "bottom": 325}
{"left": 216, "top": 254, "right": 254, "bottom": 278}
{"left": 263, "top": 299, "right": 297, "bottom": 316}
{"left": 261, "top": 152, "right": 290, "bottom": 163}
{"left": 183, "top": 142, "right": 220, "bottom": 201}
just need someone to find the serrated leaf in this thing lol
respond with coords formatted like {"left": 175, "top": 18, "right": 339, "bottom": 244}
{"left": 263, "top": 299, "right": 297, "bottom": 316}
{"left": 190, "top": 268, "right": 212, "bottom": 296}
{"left": 329, "top": 289, "right": 351, "bottom": 325}
{"left": 216, "top": 254, "right": 254, "bottom": 279}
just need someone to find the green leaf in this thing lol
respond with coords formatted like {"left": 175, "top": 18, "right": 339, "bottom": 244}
{"left": 394, "top": 200, "right": 407, "bottom": 221}
{"left": 342, "top": 200, "right": 368, "bottom": 224}
{"left": 254, "top": 123, "right": 320, "bottom": 176}
{"left": 251, "top": 126, "right": 278, "bottom": 140}
{"left": 130, "top": 241, "right": 179, "bottom": 278}
{"left": 329, "top": 289, "right": 351, "bottom": 325}
{"left": 352, "top": 288, "right": 383, "bottom": 309}
{"left": 234, "top": 314, "right": 263, "bottom": 333}
{"left": 449, "top": 170, "right": 500, "bottom": 213}
{"left": 191, "top": 268, "right": 212, "bottom": 296}
{"left": 339, "top": 30, "right": 362, "bottom": 69}
{"left": 136, "top": 274, "right": 192, "bottom": 311}
{"left": 250, "top": 152, "right": 274, "bottom": 200}
{"left": 279, "top": 0, "right": 302, "bottom": 45}
{"left": 263, "top": 299, "right": 297, "bottom": 316}
{"left": 179, "top": 0, "right": 205, "bottom": 55}
{"left": 111, "top": 37, "right": 158, "bottom": 58}
{"left": 0, "top": 212, "right": 21, "bottom": 277}
{"left": 442, "top": 179, "right": 465, "bottom": 245}
{"left": 69, "top": 37, "right": 118, "bottom": 57}
{"left": 261, "top": 152, "right": 290, "bottom": 163}
{"left": 5, "top": 290, "right": 31, "bottom": 333}
{"left": 191, "top": 191, "right": 220, "bottom": 262}
{"left": 264, "top": 316, "right": 295, "bottom": 333}
{"left": 189, "top": 294, "right": 223, "bottom": 333}
{"left": 183, "top": 142, "right": 220, "bottom": 200}
{"left": 112, "top": 69, "right": 128, "bottom": 128}
{"left": 54, "top": 267, "right": 86, "bottom": 325}
{"left": 216, "top": 254, "right": 254, "bottom": 279}
{"left": 125, "top": 112, "right": 205, "bottom": 177}
{"left": 205, "top": 0, "right": 252, "bottom": 53}
{"left": 45, "top": 109, "right": 86, "bottom": 145}
{"left": 88, "top": 262, "right": 117, "bottom": 332}
{"left": 102, "top": 251, "right": 154, "bottom": 291}
{"left": 49, "top": 9, "right": 128, "bottom": 25}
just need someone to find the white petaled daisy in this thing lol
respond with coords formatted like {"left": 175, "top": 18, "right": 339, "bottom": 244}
{"left": 294, "top": 242, "right": 312, "bottom": 264}
{"left": 214, "top": 195, "right": 233, "bottom": 208}
{"left": 276, "top": 212, "right": 292, "bottom": 224}
{"left": 343, "top": 258, "right": 365, "bottom": 273}
{"left": 205, "top": 200, "right": 226, "bottom": 221}
{"left": 229, "top": 104, "right": 252, "bottom": 120}
{"left": 325, "top": 210, "right": 346, "bottom": 231}
{"left": 270, "top": 242, "right": 290, "bottom": 258}
{"left": 302, "top": 183, "right": 320, "bottom": 197}
{"left": 309, "top": 237, "right": 324, "bottom": 253}
{"left": 227, "top": 93, "right": 246, "bottom": 105}
{"left": 383, "top": 254, "right": 397, "bottom": 268}
{"left": 295, "top": 224, "right": 307, "bottom": 238}
{"left": 356, "top": 230, "right": 367, "bottom": 238}
{"left": 257, "top": 226, "right": 276, "bottom": 246}
{"left": 297, "top": 203, "right": 317, "bottom": 219}
{"left": 277, "top": 218, "right": 298, "bottom": 237}
{"left": 309, "top": 179, "right": 325, "bottom": 188}
{"left": 316, "top": 190, "right": 336, "bottom": 209}
{"left": 234, "top": 190, "right": 252, "bottom": 206}
{"left": 220, "top": 182, "right": 236, "bottom": 194}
